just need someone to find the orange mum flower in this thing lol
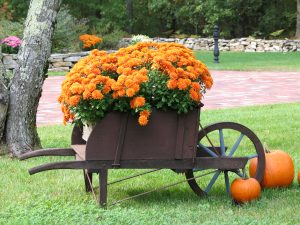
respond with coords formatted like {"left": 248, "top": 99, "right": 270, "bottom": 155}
{"left": 140, "top": 110, "right": 151, "bottom": 117}
{"left": 69, "top": 95, "right": 81, "bottom": 106}
{"left": 138, "top": 115, "right": 148, "bottom": 126}
{"left": 91, "top": 90, "right": 104, "bottom": 100}
{"left": 79, "top": 34, "right": 102, "bottom": 49}
{"left": 130, "top": 96, "right": 145, "bottom": 108}
{"left": 167, "top": 79, "right": 177, "bottom": 89}
{"left": 70, "top": 82, "right": 84, "bottom": 94}
{"left": 87, "top": 83, "right": 97, "bottom": 92}
{"left": 177, "top": 78, "right": 190, "bottom": 90}
{"left": 126, "top": 88, "right": 135, "bottom": 97}
{"left": 83, "top": 90, "right": 91, "bottom": 100}
{"left": 189, "top": 89, "right": 200, "bottom": 101}
{"left": 191, "top": 82, "right": 201, "bottom": 91}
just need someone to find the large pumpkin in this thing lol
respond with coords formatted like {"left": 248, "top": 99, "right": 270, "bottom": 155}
{"left": 249, "top": 150, "right": 294, "bottom": 188}
{"left": 231, "top": 178, "right": 261, "bottom": 203}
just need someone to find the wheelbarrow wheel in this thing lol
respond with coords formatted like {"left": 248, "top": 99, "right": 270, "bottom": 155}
{"left": 185, "top": 122, "right": 265, "bottom": 197}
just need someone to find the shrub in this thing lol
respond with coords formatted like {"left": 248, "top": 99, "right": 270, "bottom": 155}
{"left": 98, "top": 29, "right": 128, "bottom": 50}
{"left": 52, "top": 6, "right": 88, "bottom": 53}
{"left": 0, "top": 19, "right": 23, "bottom": 40}
{"left": 79, "top": 34, "right": 102, "bottom": 51}
{"left": 0, "top": 35, "right": 22, "bottom": 53}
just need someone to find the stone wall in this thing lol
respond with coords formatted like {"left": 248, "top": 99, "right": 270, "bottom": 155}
{"left": 2, "top": 38, "right": 300, "bottom": 72}
{"left": 2, "top": 51, "right": 90, "bottom": 71}
{"left": 120, "top": 37, "right": 300, "bottom": 52}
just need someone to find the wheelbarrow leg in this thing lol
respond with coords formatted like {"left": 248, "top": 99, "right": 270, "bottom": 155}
{"left": 83, "top": 170, "right": 93, "bottom": 192}
{"left": 99, "top": 169, "right": 108, "bottom": 208}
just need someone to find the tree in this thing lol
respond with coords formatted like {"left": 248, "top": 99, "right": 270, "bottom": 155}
{"left": 126, "top": 0, "right": 133, "bottom": 34}
{"left": 0, "top": 0, "right": 62, "bottom": 156}
{"left": 296, "top": 0, "right": 300, "bottom": 38}
{"left": 0, "top": 48, "right": 9, "bottom": 149}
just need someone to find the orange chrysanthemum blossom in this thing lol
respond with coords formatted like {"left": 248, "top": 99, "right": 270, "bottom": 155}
{"left": 167, "top": 79, "right": 177, "bottom": 89}
{"left": 92, "top": 90, "right": 104, "bottom": 100}
{"left": 138, "top": 115, "right": 148, "bottom": 126}
{"left": 130, "top": 96, "right": 146, "bottom": 109}
{"left": 69, "top": 95, "right": 81, "bottom": 106}
{"left": 140, "top": 110, "right": 151, "bottom": 118}
{"left": 79, "top": 34, "right": 102, "bottom": 49}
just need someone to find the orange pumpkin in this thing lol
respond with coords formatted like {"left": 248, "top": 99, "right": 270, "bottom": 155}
{"left": 231, "top": 178, "right": 261, "bottom": 203}
{"left": 249, "top": 150, "right": 294, "bottom": 188}
{"left": 298, "top": 171, "right": 300, "bottom": 185}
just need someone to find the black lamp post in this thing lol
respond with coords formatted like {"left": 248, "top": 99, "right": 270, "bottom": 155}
{"left": 213, "top": 25, "right": 220, "bottom": 63}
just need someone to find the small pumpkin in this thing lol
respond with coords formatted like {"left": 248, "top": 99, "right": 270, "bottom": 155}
{"left": 231, "top": 178, "right": 261, "bottom": 203}
{"left": 250, "top": 150, "right": 294, "bottom": 188}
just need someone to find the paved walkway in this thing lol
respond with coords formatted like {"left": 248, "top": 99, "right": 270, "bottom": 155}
{"left": 37, "top": 71, "right": 300, "bottom": 126}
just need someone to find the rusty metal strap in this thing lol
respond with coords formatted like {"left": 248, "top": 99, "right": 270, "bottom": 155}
{"left": 107, "top": 169, "right": 217, "bottom": 207}
{"left": 108, "top": 169, "right": 161, "bottom": 185}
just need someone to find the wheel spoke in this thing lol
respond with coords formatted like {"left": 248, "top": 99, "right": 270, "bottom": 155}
{"left": 228, "top": 133, "right": 244, "bottom": 157}
{"left": 233, "top": 169, "right": 244, "bottom": 178}
{"left": 205, "top": 170, "right": 221, "bottom": 193}
{"left": 224, "top": 171, "right": 230, "bottom": 195}
{"left": 248, "top": 154, "right": 258, "bottom": 159}
{"left": 198, "top": 143, "right": 218, "bottom": 157}
{"left": 219, "top": 129, "right": 226, "bottom": 156}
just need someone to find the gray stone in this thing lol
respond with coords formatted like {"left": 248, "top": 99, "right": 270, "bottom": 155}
{"left": 231, "top": 45, "right": 245, "bottom": 51}
{"left": 48, "top": 57, "right": 62, "bottom": 63}
{"left": 241, "top": 41, "right": 249, "bottom": 45}
{"left": 256, "top": 47, "right": 265, "bottom": 52}
{"left": 178, "top": 39, "right": 186, "bottom": 44}
{"left": 193, "top": 44, "right": 202, "bottom": 50}
{"left": 48, "top": 67, "right": 70, "bottom": 72}
{"left": 66, "top": 52, "right": 89, "bottom": 57}
{"left": 52, "top": 61, "right": 73, "bottom": 67}
{"left": 50, "top": 53, "right": 66, "bottom": 59}
{"left": 245, "top": 49, "right": 255, "bottom": 52}
{"left": 64, "top": 56, "right": 82, "bottom": 62}
{"left": 250, "top": 42, "right": 257, "bottom": 48}
{"left": 3, "top": 55, "right": 17, "bottom": 69}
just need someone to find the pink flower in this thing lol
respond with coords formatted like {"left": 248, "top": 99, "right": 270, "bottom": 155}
{"left": 0, "top": 36, "right": 22, "bottom": 48}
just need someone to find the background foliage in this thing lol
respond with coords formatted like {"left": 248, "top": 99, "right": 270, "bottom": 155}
{"left": 0, "top": 0, "right": 298, "bottom": 52}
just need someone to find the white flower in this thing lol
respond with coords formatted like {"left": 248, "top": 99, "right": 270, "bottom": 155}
{"left": 131, "top": 35, "right": 152, "bottom": 45}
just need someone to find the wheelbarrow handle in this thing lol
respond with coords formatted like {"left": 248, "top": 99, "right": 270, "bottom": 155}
{"left": 19, "top": 148, "right": 75, "bottom": 160}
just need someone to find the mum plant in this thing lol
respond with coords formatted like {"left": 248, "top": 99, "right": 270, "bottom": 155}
{"left": 0, "top": 36, "right": 22, "bottom": 54}
{"left": 58, "top": 42, "right": 213, "bottom": 126}
{"left": 79, "top": 34, "right": 102, "bottom": 50}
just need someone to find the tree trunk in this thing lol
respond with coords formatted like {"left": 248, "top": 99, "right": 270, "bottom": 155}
{"left": 0, "top": 47, "right": 9, "bottom": 154}
{"left": 126, "top": 0, "right": 133, "bottom": 34}
{"left": 5, "top": 0, "right": 62, "bottom": 157}
{"left": 296, "top": 0, "right": 300, "bottom": 38}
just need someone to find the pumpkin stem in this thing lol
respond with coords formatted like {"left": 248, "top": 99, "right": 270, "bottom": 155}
{"left": 242, "top": 167, "right": 248, "bottom": 179}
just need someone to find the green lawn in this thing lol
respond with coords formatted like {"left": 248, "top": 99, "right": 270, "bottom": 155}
{"left": 196, "top": 51, "right": 300, "bottom": 71}
{"left": 0, "top": 103, "right": 299, "bottom": 224}
{"left": 47, "top": 51, "right": 300, "bottom": 77}
{"left": 47, "top": 71, "right": 67, "bottom": 77}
